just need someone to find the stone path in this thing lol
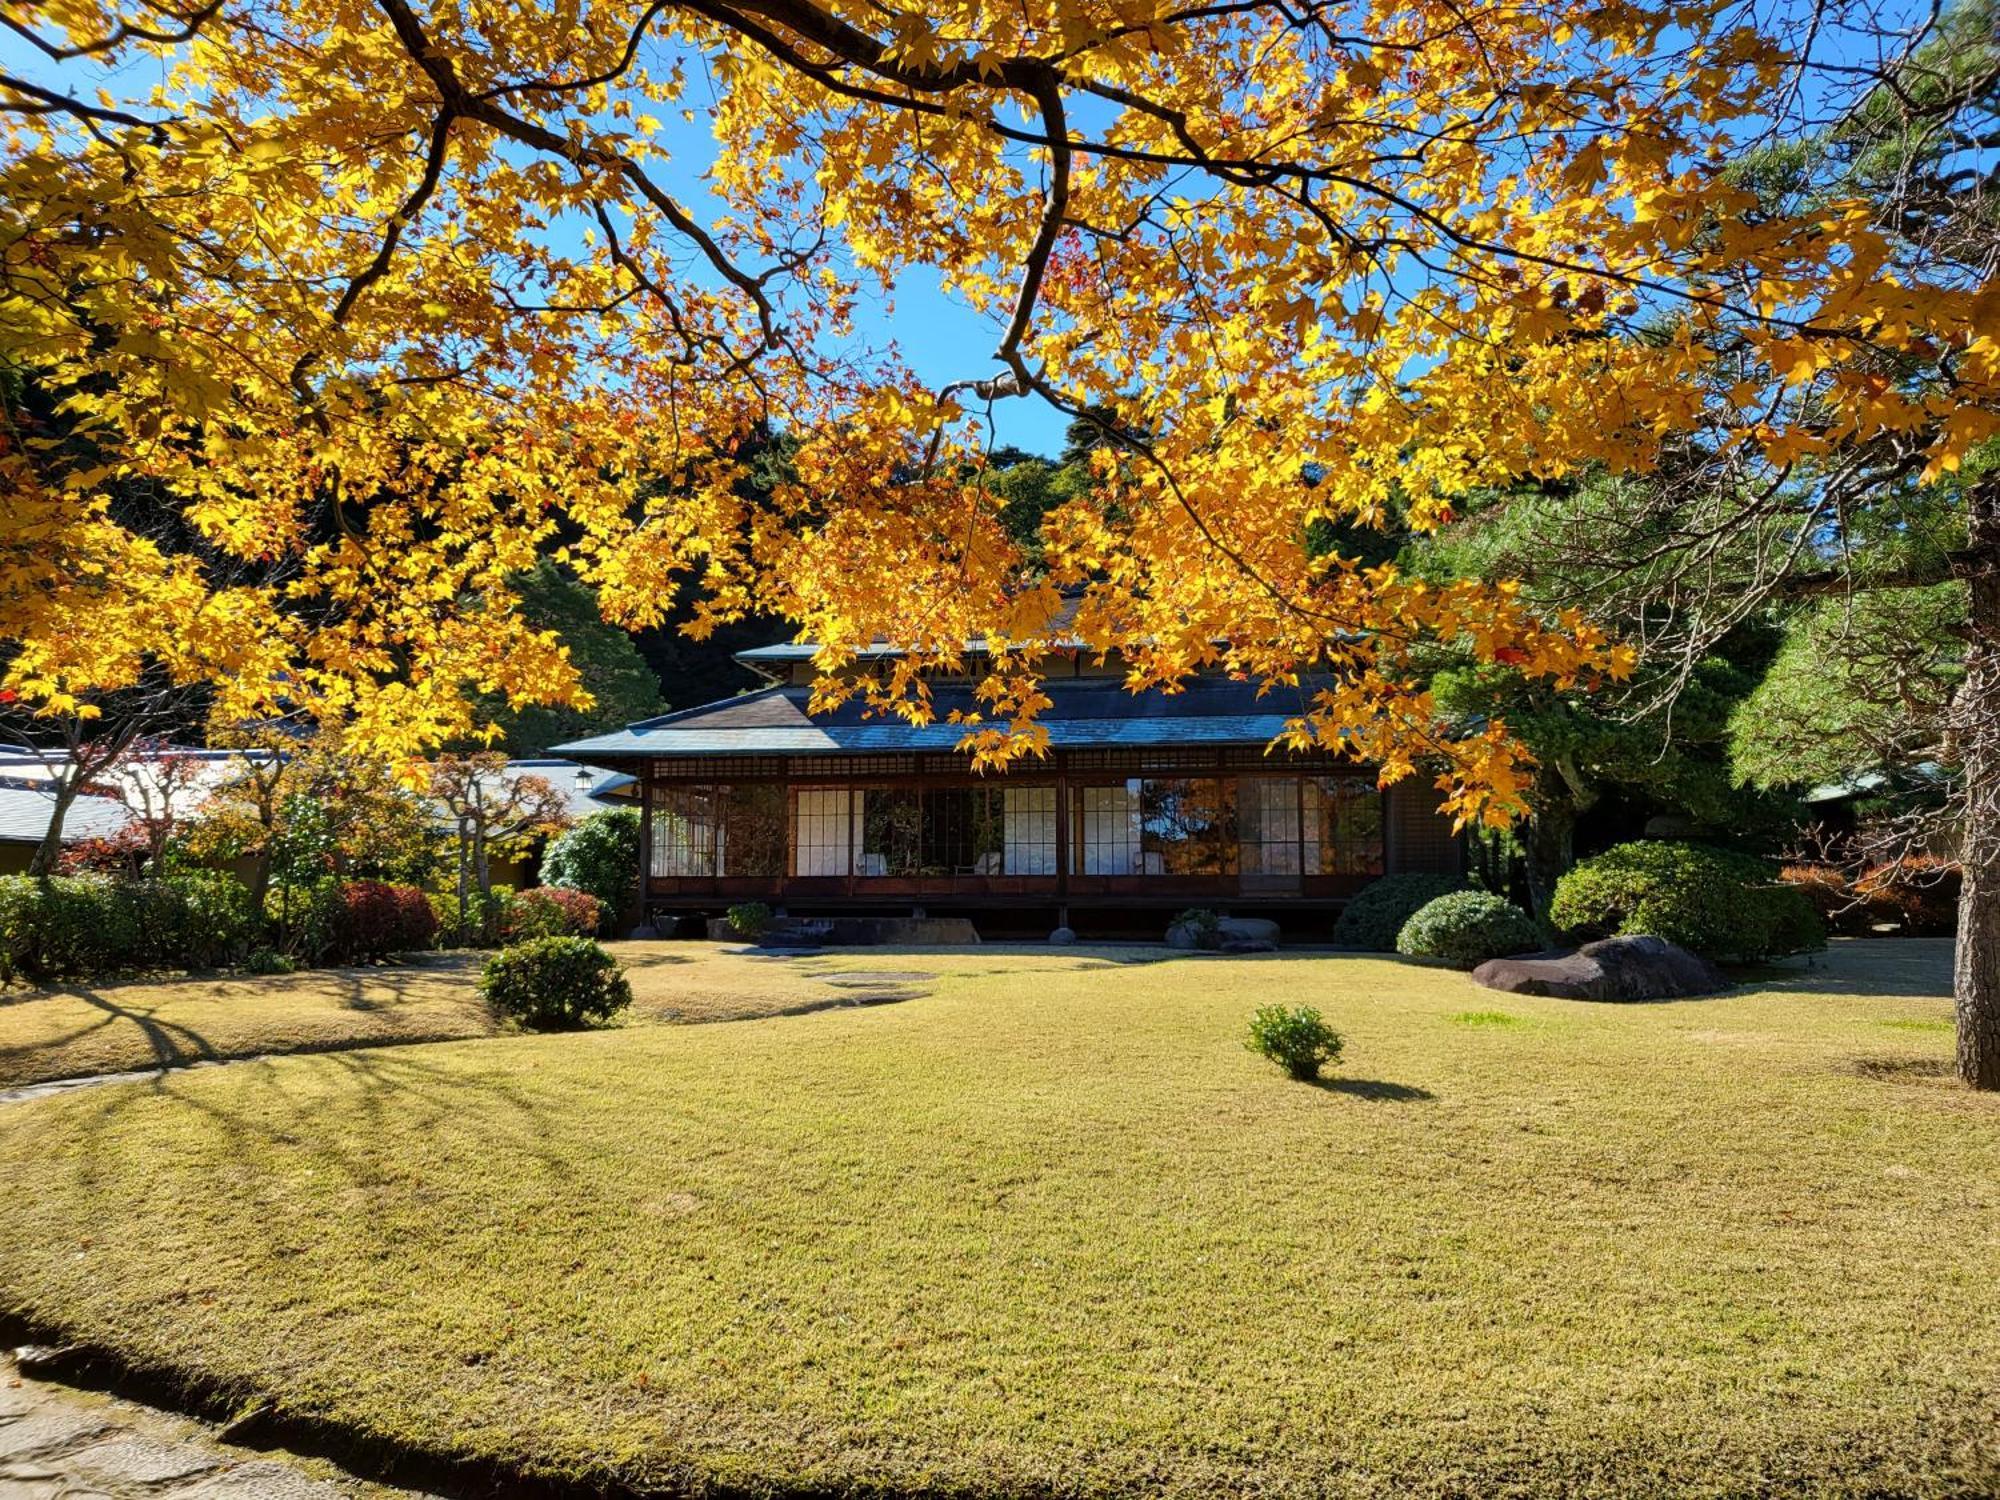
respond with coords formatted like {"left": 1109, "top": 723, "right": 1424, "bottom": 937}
{"left": 0, "top": 1351, "right": 430, "bottom": 1500}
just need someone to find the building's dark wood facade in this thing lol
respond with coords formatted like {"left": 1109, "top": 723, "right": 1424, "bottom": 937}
{"left": 557, "top": 647, "right": 1465, "bottom": 934}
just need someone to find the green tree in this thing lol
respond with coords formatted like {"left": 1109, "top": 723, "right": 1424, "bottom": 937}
{"left": 473, "top": 563, "right": 665, "bottom": 753}
{"left": 1413, "top": 480, "right": 1788, "bottom": 914}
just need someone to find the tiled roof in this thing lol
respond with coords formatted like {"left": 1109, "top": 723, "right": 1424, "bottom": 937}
{"left": 553, "top": 677, "right": 1334, "bottom": 762}
{"left": 0, "top": 782, "right": 137, "bottom": 846}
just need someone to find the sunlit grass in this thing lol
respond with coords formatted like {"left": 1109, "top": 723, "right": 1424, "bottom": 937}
{"left": 0, "top": 940, "right": 1992, "bottom": 1497}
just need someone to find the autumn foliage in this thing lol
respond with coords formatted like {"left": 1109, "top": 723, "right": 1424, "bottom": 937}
{"left": 3, "top": 0, "right": 1994, "bottom": 826}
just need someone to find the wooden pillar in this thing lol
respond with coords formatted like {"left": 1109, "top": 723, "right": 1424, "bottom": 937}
{"left": 1054, "top": 754, "right": 1071, "bottom": 925}
{"left": 629, "top": 762, "right": 654, "bottom": 936}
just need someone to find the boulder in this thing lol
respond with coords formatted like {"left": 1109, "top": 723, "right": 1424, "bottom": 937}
{"left": 1048, "top": 925, "right": 1077, "bottom": 945}
{"left": 1167, "top": 915, "right": 1281, "bottom": 951}
{"left": 1472, "top": 934, "right": 1729, "bottom": 1002}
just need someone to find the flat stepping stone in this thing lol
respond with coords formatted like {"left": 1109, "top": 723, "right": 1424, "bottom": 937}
{"left": 68, "top": 1434, "right": 219, "bottom": 1486}
{"left": 820, "top": 971, "right": 934, "bottom": 988}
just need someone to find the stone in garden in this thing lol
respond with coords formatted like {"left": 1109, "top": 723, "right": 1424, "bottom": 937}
{"left": 1167, "top": 915, "right": 1280, "bottom": 950}
{"left": 171, "top": 1460, "right": 349, "bottom": 1499}
{"left": 1471, "top": 934, "right": 1729, "bottom": 1001}
{"left": 69, "top": 1434, "right": 220, "bottom": 1486}
{"left": 1048, "top": 926, "right": 1076, "bottom": 945}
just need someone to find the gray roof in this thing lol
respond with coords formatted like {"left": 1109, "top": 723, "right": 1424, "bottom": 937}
{"left": 0, "top": 782, "right": 137, "bottom": 846}
{"left": 487, "top": 759, "right": 638, "bottom": 818}
{"left": 553, "top": 677, "right": 1336, "bottom": 762}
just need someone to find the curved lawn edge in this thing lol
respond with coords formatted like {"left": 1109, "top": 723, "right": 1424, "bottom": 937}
{"left": 0, "top": 1309, "right": 1034, "bottom": 1500}
{"left": 0, "top": 1310, "right": 616, "bottom": 1500}
{"left": 0, "top": 1027, "right": 505, "bottom": 1103}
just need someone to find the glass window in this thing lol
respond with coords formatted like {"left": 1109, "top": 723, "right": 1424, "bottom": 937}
{"left": 1075, "top": 782, "right": 1141, "bottom": 874}
{"left": 721, "top": 784, "right": 786, "bottom": 877}
{"left": 1240, "top": 777, "right": 1303, "bottom": 876}
{"left": 1074, "top": 778, "right": 1238, "bottom": 876}
{"left": 1003, "top": 785, "right": 1058, "bottom": 876}
{"left": 650, "top": 784, "right": 719, "bottom": 877}
{"left": 1141, "top": 777, "right": 1237, "bottom": 875}
{"left": 1306, "top": 778, "right": 1385, "bottom": 876}
{"left": 793, "top": 787, "right": 854, "bottom": 877}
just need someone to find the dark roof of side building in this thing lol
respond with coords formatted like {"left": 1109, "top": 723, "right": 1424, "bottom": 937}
{"left": 553, "top": 675, "right": 1336, "bottom": 763}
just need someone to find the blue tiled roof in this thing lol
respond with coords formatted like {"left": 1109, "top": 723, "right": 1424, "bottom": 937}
{"left": 554, "top": 678, "right": 1334, "bottom": 762}
{"left": 0, "top": 783, "right": 136, "bottom": 846}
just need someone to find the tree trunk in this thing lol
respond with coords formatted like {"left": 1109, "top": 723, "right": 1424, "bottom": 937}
{"left": 1954, "top": 475, "right": 2000, "bottom": 1090}
{"left": 27, "top": 776, "right": 83, "bottom": 876}
{"left": 1523, "top": 794, "right": 1577, "bottom": 921}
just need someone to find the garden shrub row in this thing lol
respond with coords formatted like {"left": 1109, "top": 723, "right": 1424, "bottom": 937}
{"left": 1550, "top": 841, "right": 1823, "bottom": 962}
{"left": 2, "top": 868, "right": 600, "bottom": 984}
{"left": 0, "top": 871, "right": 260, "bottom": 983}
{"left": 1781, "top": 856, "right": 1959, "bottom": 936}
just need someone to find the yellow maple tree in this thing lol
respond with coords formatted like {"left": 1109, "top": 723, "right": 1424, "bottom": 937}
{"left": 1, "top": 0, "right": 1992, "bottom": 842}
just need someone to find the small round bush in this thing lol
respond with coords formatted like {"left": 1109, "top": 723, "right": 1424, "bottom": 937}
{"left": 1169, "top": 907, "right": 1223, "bottom": 949}
{"left": 1396, "top": 890, "right": 1543, "bottom": 969}
{"left": 1331, "top": 873, "right": 1463, "bottom": 951}
{"left": 726, "top": 901, "right": 774, "bottom": 940}
{"left": 503, "top": 886, "right": 603, "bottom": 942}
{"left": 1549, "top": 841, "right": 1824, "bottom": 962}
{"left": 480, "top": 936, "right": 633, "bottom": 1031}
{"left": 541, "top": 809, "right": 639, "bottom": 933}
{"left": 1245, "top": 1004, "right": 1344, "bottom": 1081}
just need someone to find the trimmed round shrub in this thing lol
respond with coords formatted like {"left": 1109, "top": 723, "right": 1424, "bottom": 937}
{"left": 1332, "top": 873, "right": 1463, "bottom": 951}
{"left": 725, "top": 901, "right": 773, "bottom": 940}
{"left": 0, "top": 875, "right": 138, "bottom": 980}
{"left": 1245, "top": 1004, "right": 1344, "bottom": 1081}
{"left": 331, "top": 880, "right": 438, "bottom": 960}
{"left": 480, "top": 936, "right": 633, "bottom": 1031}
{"left": 1396, "top": 890, "right": 1543, "bottom": 969}
{"left": 1549, "top": 841, "right": 1824, "bottom": 962}
{"left": 541, "top": 809, "right": 639, "bottom": 933}
{"left": 141, "top": 871, "right": 260, "bottom": 969}
{"left": 503, "top": 886, "right": 603, "bottom": 942}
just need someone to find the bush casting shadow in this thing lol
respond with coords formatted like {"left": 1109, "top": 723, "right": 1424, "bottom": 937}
{"left": 1311, "top": 1077, "right": 1436, "bottom": 1102}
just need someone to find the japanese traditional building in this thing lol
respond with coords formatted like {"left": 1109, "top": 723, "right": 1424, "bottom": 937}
{"left": 555, "top": 639, "right": 1463, "bottom": 938}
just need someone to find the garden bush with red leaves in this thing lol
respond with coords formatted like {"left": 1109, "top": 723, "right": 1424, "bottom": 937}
{"left": 501, "top": 886, "right": 602, "bottom": 942}
{"left": 332, "top": 880, "right": 439, "bottom": 960}
{"left": 1854, "top": 856, "right": 1962, "bottom": 936}
{"left": 1778, "top": 865, "right": 1871, "bottom": 936}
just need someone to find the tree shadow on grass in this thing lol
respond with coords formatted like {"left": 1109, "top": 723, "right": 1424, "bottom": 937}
{"left": 1311, "top": 1076, "right": 1436, "bottom": 1102}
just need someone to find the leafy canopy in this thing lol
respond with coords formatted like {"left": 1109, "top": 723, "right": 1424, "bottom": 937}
{"left": 3, "top": 0, "right": 1994, "bottom": 825}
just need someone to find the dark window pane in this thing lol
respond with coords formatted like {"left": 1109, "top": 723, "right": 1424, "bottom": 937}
{"left": 1139, "top": 777, "right": 1237, "bottom": 875}
{"left": 1311, "top": 778, "right": 1384, "bottom": 876}
{"left": 721, "top": 784, "right": 786, "bottom": 876}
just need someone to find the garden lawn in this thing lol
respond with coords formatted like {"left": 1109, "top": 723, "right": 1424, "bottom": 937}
{"left": 0, "top": 960, "right": 500, "bottom": 1090}
{"left": 0, "top": 943, "right": 1012, "bottom": 1089}
{"left": 0, "top": 940, "right": 1995, "bottom": 1498}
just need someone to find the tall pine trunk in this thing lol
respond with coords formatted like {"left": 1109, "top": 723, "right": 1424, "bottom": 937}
{"left": 1956, "top": 475, "right": 2000, "bottom": 1090}
{"left": 1523, "top": 795, "right": 1577, "bottom": 921}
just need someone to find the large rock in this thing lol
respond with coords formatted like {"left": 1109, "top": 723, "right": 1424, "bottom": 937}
{"left": 1472, "top": 934, "right": 1730, "bottom": 1002}
{"left": 1166, "top": 915, "right": 1280, "bottom": 951}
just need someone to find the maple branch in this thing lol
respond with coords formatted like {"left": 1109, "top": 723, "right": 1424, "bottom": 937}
{"left": 0, "top": 1, "right": 220, "bottom": 62}
{"left": 0, "top": 72, "right": 172, "bottom": 133}
{"left": 371, "top": 0, "right": 783, "bottom": 349}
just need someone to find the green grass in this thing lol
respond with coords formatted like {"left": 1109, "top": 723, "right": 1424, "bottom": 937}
{"left": 0, "top": 940, "right": 1994, "bottom": 1497}
{"left": 0, "top": 942, "right": 1022, "bottom": 1088}
{"left": 1449, "top": 1008, "right": 1524, "bottom": 1027}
